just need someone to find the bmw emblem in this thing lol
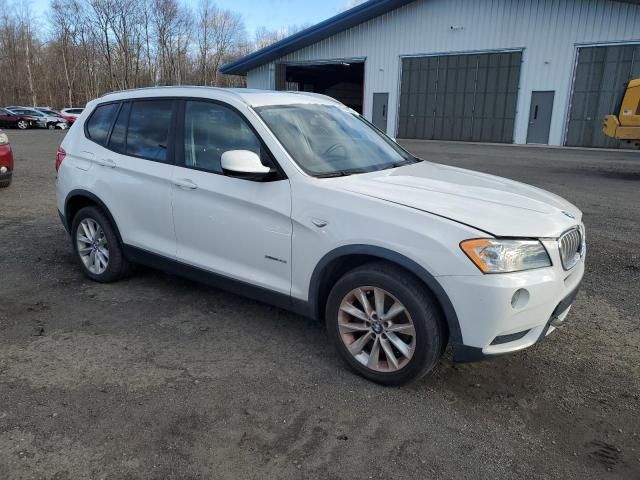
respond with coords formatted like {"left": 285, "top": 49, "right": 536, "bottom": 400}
{"left": 561, "top": 210, "right": 576, "bottom": 219}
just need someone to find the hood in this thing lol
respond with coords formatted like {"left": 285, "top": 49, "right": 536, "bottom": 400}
{"left": 331, "top": 162, "right": 581, "bottom": 238}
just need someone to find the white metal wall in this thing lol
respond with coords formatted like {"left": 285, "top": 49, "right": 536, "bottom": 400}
{"left": 246, "top": 0, "right": 640, "bottom": 145}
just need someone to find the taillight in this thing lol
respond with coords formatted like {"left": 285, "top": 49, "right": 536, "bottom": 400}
{"left": 55, "top": 146, "right": 66, "bottom": 172}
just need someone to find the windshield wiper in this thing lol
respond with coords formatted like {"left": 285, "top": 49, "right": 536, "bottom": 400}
{"left": 391, "top": 157, "right": 422, "bottom": 168}
{"left": 315, "top": 167, "right": 371, "bottom": 178}
{"left": 315, "top": 171, "right": 348, "bottom": 178}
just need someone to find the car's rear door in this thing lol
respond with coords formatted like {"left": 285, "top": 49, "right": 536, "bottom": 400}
{"left": 81, "top": 99, "right": 177, "bottom": 258}
{"left": 171, "top": 99, "right": 292, "bottom": 295}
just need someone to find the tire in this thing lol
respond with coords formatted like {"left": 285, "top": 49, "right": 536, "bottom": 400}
{"left": 70, "top": 206, "right": 133, "bottom": 283}
{"left": 325, "top": 262, "right": 444, "bottom": 385}
{"left": 17, "top": 120, "right": 28, "bottom": 130}
{"left": 47, "top": 123, "right": 56, "bottom": 130}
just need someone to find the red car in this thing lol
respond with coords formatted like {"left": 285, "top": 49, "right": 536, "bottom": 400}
{"left": 0, "top": 108, "right": 36, "bottom": 129}
{"left": 0, "top": 130, "right": 14, "bottom": 188}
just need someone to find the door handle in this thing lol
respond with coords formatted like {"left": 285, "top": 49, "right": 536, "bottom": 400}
{"left": 96, "top": 158, "right": 116, "bottom": 168}
{"left": 172, "top": 178, "right": 198, "bottom": 190}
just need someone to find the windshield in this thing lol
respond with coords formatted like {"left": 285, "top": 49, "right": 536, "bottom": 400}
{"left": 255, "top": 104, "right": 419, "bottom": 177}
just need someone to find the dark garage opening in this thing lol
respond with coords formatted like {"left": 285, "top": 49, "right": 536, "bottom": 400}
{"left": 276, "top": 62, "right": 364, "bottom": 113}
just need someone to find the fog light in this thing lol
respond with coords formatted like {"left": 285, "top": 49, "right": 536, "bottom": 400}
{"left": 511, "top": 288, "right": 529, "bottom": 309}
{"left": 0, "top": 166, "right": 7, "bottom": 174}
{"left": 490, "top": 329, "right": 531, "bottom": 345}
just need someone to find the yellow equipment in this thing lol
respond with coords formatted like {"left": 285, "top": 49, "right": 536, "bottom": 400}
{"left": 602, "top": 78, "right": 640, "bottom": 148}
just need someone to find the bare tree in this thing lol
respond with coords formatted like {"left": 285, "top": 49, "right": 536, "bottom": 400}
{"left": 208, "top": 8, "right": 244, "bottom": 87}
{"left": 0, "top": 0, "right": 268, "bottom": 107}
{"left": 197, "top": 0, "right": 212, "bottom": 85}
{"left": 15, "top": 2, "right": 38, "bottom": 106}
{"left": 254, "top": 24, "right": 309, "bottom": 50}
{"left": 50, "top": 0, "right": 82, "bottom": 106}
{"left": 151, "top": 0, "right": 193, "bottom": 85}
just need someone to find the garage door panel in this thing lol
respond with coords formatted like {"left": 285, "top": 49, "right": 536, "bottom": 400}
{"left": 463, "top": 92, "right": 474, "bottom": 117}
{"left": 483, "top": 92, "right": 497, "bottom": 118}
{"left": 480, "top": 118, "right": 494, "bottom": 142}
{"left": 415, "top": 93, "right": 426, "bottom": 118}
{"left": 398, "top": 52, "right": 521, "bottom": 142}
{"left": 425, "top": 93, "right": 437, "bottom": 116}
{"left": 567, "top": 44, "right": 640, "bottom": 148}
{"left": 505, "top": 93, "right": 518, "bottom": 118}
{"left": 418, "top": 68, "right": 429, "bottom": 94}
{"left": 461, "top": 117, "right": 473, "bottom": 140}
{"left": 508, "top": 65, "right": 520, "bottom": 90}
{"left": 496, "top": 94, "right": 507, "bottom": 120}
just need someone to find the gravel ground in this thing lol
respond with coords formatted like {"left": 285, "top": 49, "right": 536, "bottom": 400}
{"left": 0, "top": 130, "right": 638, "bottom": 480}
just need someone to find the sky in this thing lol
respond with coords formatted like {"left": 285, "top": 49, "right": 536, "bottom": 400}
{"left": 28, "top": 0, "right": 366, "bottom": 36}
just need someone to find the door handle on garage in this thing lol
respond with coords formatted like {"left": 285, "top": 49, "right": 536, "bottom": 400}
{"left": 96, "top": 158, "right": 116, "bottom": 168}
{"left": 172, "top": 178, "right": 198, "bottom": 190}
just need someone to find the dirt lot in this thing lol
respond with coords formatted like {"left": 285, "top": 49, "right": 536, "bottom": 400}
{"left": 0, "top": 130, "right": 639, "bottom": 479}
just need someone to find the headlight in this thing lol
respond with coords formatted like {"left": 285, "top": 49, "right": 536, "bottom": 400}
{"left": 460, "top": 239, "right": 551, "bottom": 273}
{"left": 0, "top": 132, "right": 8, "bottom": 145}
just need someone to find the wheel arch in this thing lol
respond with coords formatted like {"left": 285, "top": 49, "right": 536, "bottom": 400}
{"left": 64, "top": 189, "right": 124, "bottom": 245}
{"left": 308, "top": 245, "right": 463, "bottom": 347}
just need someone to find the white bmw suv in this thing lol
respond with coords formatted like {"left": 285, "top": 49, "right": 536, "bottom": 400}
{"left": 55, "top": 87, "right": 585, "bottom": 385}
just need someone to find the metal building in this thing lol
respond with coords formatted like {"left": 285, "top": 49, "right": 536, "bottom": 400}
{"left": 220, "top": 0, "right": 640, "bottom": 148}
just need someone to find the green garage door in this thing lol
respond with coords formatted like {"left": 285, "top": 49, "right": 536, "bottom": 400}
{"left": 397, "top": 52, "right": 522, "bottom": 142}
{"left": 566, "top": 44, "right": 640, "bottom": 148}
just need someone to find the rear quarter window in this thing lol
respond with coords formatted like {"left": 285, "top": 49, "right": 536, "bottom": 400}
{"left": 86, "top": 103, "right": 119, "bottom": 145}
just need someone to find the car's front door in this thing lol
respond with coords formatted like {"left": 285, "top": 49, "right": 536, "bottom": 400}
{"left": 171, "top": 100, "right": 292, "bottom": 295}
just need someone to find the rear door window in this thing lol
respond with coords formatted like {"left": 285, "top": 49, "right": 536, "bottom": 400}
{"left": 86, "top": 103, "right": 119, "bottom": 145}
{"left": 126, "top": 100, "right": 174, "bottom": 162}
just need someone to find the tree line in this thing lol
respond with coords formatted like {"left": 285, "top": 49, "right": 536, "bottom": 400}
{"left": 0, "top": 0, "right": 301, "bottom": 109}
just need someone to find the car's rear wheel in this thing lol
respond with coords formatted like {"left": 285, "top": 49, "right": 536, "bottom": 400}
{"left": 71, "top": 206, "right": 132, "bottom": 283}
{"left": 17, "top": 120, "right": 28, "bottom": 129}
{"left": 326, "top": 262, "right": 444, "bottom": 385}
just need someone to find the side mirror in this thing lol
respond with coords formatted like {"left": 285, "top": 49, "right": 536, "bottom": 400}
{"left": 221, "top": 150, "right": 271, "bottom": 180}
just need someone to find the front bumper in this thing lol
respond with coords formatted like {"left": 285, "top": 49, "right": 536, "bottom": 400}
{"left": 0, "top": 144, "right": 13, "bottom": 174}
{"left": 440, "top": 238, "right": 585, "bottom": 361}
{"left": 0, "top": 169, "right": 12, "bottom": 181}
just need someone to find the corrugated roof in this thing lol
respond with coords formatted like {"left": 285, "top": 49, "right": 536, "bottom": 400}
{"left": 219, "top": 0, "right": 416, "bottom": 75}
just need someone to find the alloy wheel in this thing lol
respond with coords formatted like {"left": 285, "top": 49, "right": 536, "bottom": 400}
{"left": 338, "top": 286, "right": 416, "bottom": 372}
{"left": 76, "top": 218, "right": 109, "bottom": 275}
{"left": 17, "top": 120, "right": 27, "bottom": 129}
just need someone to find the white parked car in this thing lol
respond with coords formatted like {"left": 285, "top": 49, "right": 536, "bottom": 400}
{"left": 55, "top": 87, "right": 585, "bottom": 385}
{"left": 60, "top": 107, "right": 84, "bottom": 120}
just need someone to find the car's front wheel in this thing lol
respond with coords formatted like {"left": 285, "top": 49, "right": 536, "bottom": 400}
{"left": 326, "top": 262, "right": 444, "bottom": 385}
{"left": 71, "top": 206, "right": 132, "bottom": 283}
{"left": 17, "top": 120, "right": 28, "bottom": 130}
